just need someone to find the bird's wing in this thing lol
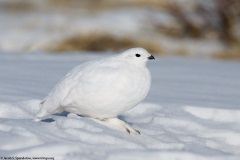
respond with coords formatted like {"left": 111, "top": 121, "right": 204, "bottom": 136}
{"left": 76, "top": 65, "right": 130, "bottom": 94}
{"left": 61, "top": 63, "right": 132, "bottom": 106}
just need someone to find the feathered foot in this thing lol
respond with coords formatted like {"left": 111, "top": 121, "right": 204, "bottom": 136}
{"left": 91, "top": 117, "right": 140, "bottom": 135}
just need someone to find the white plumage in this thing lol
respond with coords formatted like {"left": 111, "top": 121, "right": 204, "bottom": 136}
{"left": 36, "top": 48, "right": 154, "bottom": 134}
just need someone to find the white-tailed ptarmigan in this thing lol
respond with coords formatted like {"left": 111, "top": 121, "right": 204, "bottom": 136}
{"left": 35, "top": 48, "right": 154, "bottom": 134}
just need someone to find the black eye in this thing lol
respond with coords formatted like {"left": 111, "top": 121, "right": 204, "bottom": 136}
{"left": 135, "top": 54, "right": 141, "bottom": 57}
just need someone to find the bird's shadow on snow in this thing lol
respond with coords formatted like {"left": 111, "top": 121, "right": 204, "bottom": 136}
{"left": 54, "top": 111, "right": 70, "bottom": 117}
{"left": 39, "top": 111, "right": 130, "bottom": 125}
{"left": 40, "top": 111, "right": 70, "bottom": 123}
{"left": 41, "top": 118, "right": 55, "bottom": 123}
{"left": 118, "top": 115, "right": 134, "bottom": 125}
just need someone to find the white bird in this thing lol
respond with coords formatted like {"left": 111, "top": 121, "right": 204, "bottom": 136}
{"left": 35, "top": 48, "right": 154, "bottom": 134}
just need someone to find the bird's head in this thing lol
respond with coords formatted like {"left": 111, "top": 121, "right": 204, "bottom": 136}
{"left": 120, "top": 48, "right": 155, "bottom": 67}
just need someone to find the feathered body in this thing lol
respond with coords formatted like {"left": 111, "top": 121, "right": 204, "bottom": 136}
{"left": 36, "top": 48, "right": 154, "bottom": 134}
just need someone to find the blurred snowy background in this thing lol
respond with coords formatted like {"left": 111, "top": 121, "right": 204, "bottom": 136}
{"left": 0, "top": 0, "right": 240, "bottom": 60}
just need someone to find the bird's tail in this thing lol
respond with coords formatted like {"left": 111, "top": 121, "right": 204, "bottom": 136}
{"left": 34, "top": 100, "right": 48, "bottom": 122}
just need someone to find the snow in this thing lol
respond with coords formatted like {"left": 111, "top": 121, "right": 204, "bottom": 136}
{"left": 0, "top": 52, "right": 240, "bottom": 159}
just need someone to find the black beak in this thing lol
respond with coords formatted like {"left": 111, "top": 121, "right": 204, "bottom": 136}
{"left": 148, "top": 55, "right": 155, "bottom": 60}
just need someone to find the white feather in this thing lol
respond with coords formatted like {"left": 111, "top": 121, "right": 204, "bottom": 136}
{"left": 36, "top": 48, "right": 154, "bottom": 133}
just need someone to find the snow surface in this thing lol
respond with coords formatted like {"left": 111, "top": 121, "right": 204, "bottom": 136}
{"left": 0, "top": 52, "right": 240, "bottom": 160}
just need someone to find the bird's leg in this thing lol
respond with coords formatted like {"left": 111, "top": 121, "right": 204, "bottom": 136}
{"left": 91, "top": 117, "right": 140, "bottom": 135}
